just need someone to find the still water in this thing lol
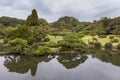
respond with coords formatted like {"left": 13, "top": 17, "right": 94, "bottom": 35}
{"left": 0, "top": 51, "right": 120, "bottom": 80}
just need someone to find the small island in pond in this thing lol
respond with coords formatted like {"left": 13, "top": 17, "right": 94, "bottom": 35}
{"left": 0, "top": 9, "right": 120, "bottom": 56}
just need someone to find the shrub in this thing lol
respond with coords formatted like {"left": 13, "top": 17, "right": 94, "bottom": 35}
{"left": 88, "top": 41, "right": 94, "bottom": 45}
{"left": 109, "top": 36, "right": 115, "bottom": 39}
{"left": 58, "top": 33, "right": 88, "bottom": 49}
{"left": 98, "top": 35, "right": 106, "bottom": 38}
{"left": 105, "top": 42, "right": 112, "bottom": 49}
{"left": 3, "top": 38, "right": 28, "bottom": 54}
{"left": 111, "top": 39, "right": 119, "bottom": 43}
{"left": 117, "top": 43, "right": 120, "bottom": 49}
{"left": 92, "top": 38, "right": 98, "bottom": 42}
{"left": 94, "top": 42, "right": 101, "bottom": 49}
{"left": 34, "top": 46, "right": 55, "bottom": 56}
{"left": 47, "top": 42, "right": 58, "bottom": 48}
{"left": 44, "top": 37, "right": 50, "bottom": 42}
{"left": 77, "top": 33, "right": 85, "bottom": 38}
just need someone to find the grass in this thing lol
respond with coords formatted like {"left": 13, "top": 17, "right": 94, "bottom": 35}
{"left": 0, "top": 39, "right": 3, "bottom": 43}
{"left": 49, "top": 35, "right": 120, "bottom": 46}
{"left": 49, "top": 36, "right": 63, "bottom": 43}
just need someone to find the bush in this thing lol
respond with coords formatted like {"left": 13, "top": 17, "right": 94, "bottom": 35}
{"left": 92, "top": 38, "right": 98, "bottom": 42}
{"left": 111, "top": 39, "right": 119, "bottom": 43}
{"left": 109, "top": 36, "right": 115, "bottom": 39}
{"left": 94, "top": 42, "right": 101, "bottom": 49}
{"left": 98, "top": 35, "right": 107, "bottom": 38}
{"left": 58, "top": 33, "right": 88, "bottom": 49}
{"left": 77, "top": 33, "right": 85, "bottom": 38}
{"left": 3, "top": 38, "right": 28, "bottom": 54}
{"left": 44, "top": 37, "right": 50, "bottom": 42}
{"left": 34, "top": 46, "right": 55, "bottom": 56}
{"left": 47, "top": 42, "right": 58, "bottom": 48}
{"left": 88, "top": 41, "right": 94, "bottom": 45}
{"left": 117, "top": 43, "right": 120, "bottom": 49}
{"left": 105, "top": 42, "right": 112, "bottom": 49}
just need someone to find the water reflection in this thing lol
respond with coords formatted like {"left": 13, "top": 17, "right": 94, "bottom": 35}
{"left": 4, "top": 55, "right": 55, "bottom": 76}
{"left": 57, "top": 54, "right": 88, "bottom": 69}
{"left": 3, "top": 54, "right": 88, "bottom": 76}
{"left": 90, "top": 50, "right": 120, "bottom": 67}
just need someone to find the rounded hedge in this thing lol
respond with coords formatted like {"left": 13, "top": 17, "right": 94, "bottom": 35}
{"left": 104, "top": 42, "right": 112, "bottom": 49}
{"left": 94, "top": 42, "right": 101, "bottom": 49}
{"left": 112, "top": 39, "right": 119, "bottom": 43}
{"left": 34, "top": 46, "right": 55, "bottom": 56}
{"left": 44, "top": 37, "right": 50, "bottom": 42}
{"left": 109, "top": 36, "right": 115, "bottom": 39}
{"left": 117, "top": 43, "right": 120, "bottom": 49}
{"left": 88, "top": 41, "right": 94, "bottom": 45}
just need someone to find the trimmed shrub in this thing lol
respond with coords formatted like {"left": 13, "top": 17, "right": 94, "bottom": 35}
{"left": 94, "top": 42, "right": 101, "bottom": 49}
{"left": 117, "top": 43, "right": 120, "bottom": 49}
{"left": 34, "top": 46, "right": 55, "bottom": 56}
{"left": 109, "top": 36, "right": 115, "bottom": 39}
{"left": 105, "top": 42, "right": 112, "bottom": 49}
{"left": 3, "top": 38, "right": 28, "bottom": 54}
{"left": 88, "top": 41, "right": 94, "bottom": 45}
{"left": 47, "top": 42, "right": 58, "bottom": 48}
{"left": 112, "top": 39, "right": 119, "bottom": 43}
{"left": 92, "top": 38, "right": 98, "bottom": 42}
{"left": 44, "top": 37, "right": 50, "bottom": 42}
{"left": 98, "top": 35, "right": 106, "bottom": 38}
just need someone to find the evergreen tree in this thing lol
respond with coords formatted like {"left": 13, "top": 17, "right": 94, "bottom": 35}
{"left": 26, "top": 9, "right": 39, "bottom": 26}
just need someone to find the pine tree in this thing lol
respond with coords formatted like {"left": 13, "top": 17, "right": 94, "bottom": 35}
{"left": 26, "top": 9, "right": 39, "bottom": 26}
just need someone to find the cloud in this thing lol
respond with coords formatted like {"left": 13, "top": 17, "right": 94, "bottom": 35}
{"left": 0, "top": 0, "right": 120, "bottom": 22}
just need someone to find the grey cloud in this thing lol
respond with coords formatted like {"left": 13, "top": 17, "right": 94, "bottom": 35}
{"left": 0, "top": 0, "right": 120, "bottom": 22}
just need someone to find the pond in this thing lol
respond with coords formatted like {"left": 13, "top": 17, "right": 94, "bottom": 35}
{"left": 0, "top": 51, "right": 120, "bottom": 80}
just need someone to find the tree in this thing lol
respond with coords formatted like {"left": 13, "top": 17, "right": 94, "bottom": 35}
{"left": 5, "top": 26, "right": 34, "bottom": 44}
{"left": 3, "top": 38, "right": 28, "bottom": 54}
{"left": 26, "top": 9, "right": 39, "bottom": 26}
{"left": 32, "top": 27, "right": 47, "bottom": 42}
{"left": 58, "top": 33, "right": 87, "bottom": 50}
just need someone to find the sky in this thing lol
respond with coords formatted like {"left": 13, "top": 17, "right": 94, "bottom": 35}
{"left": 0, "top": 0, "right": 120, "bottom": 22}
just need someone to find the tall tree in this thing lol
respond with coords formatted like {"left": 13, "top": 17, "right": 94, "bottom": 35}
{"left": 26, "top": 9, "right": 39, "bottom": 26}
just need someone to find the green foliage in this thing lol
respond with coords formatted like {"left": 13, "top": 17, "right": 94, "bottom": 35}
{"left": 112, "top": 39, "right": 119, "bottom": 43}
{"left": 0, "top": 28, "right": 5, "bottom": 39}
{"left": 94, "top": 42, "right": 101, "bottom": 49}
{"left": 109, "top": 36, "right": 115, "bottom": 39}
{"left": 51, "top": 16, "right": 90, "bottom": 32}
{"left": 77, "top": 33, "right": 85, "bottom": 38}
{"left": 6, "top": 26, "right": 33, "bottom": 44}
{"left": 5, "top": 26, "right": 47, "bottom": 44}
{"left": 44, "top": 37, "right": 50, "bottom": 42}
{"left": 26, "top": 9, "right": 39, "bottom": 26}
{"left": 47, "top": 42, "right": 59, "bottom": 48}
{"left": 3, "top": 38, "right": 28, "bottom": 54}
{"left": 32, "top": 27, "right": 47, "bottom": 42}
{"left": 117, "top": 43, "right": 120, "bottom": 49}
{"left": 96, "top": 30, "right": 106, "bottom": 35}
{"left": 39, "top": 18, "right": 48, "bottom": 26}
{"left": 0, "top": 16, "right": 25, "bottom": 27}
{"left": 88, "top": 41, "right": 94, "bottom": 45}
{"left": 89, "top": 31, "right": 97, "bottom": 38}
{"left": 34, "top": 46, "right": 55, "bottom": 56}
{"left": 58, "top": 33, "right": 87, "bottom": 50}
{"left": 105, "top": 42, "right": 112, "bottom": 49}
{"left": 98, "top": 35, "right": 107, "bottom": 38}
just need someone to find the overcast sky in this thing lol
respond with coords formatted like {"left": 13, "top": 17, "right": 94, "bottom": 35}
{"left": 0, "top": 0, "right": 120, "bottom": 22}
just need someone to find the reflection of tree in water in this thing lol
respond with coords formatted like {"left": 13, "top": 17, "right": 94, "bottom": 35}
{"left": 4, "top": 55, "right": 55, "bottom": 76}
{"left": 57, "top": 54, "right": 88, "bottom": 69}
{"left": 91, "top": 50, "right": 120, "bottom": 67}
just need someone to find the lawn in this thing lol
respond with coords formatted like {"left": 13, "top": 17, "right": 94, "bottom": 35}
{"left": 0, "top": 39, "right": 3, "bottom": 43}
{"left": 49, "top": 36, "right": 63, "bottom": 43}
{"left": 49, "top": 35, "right": 120, "bottom": 46}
